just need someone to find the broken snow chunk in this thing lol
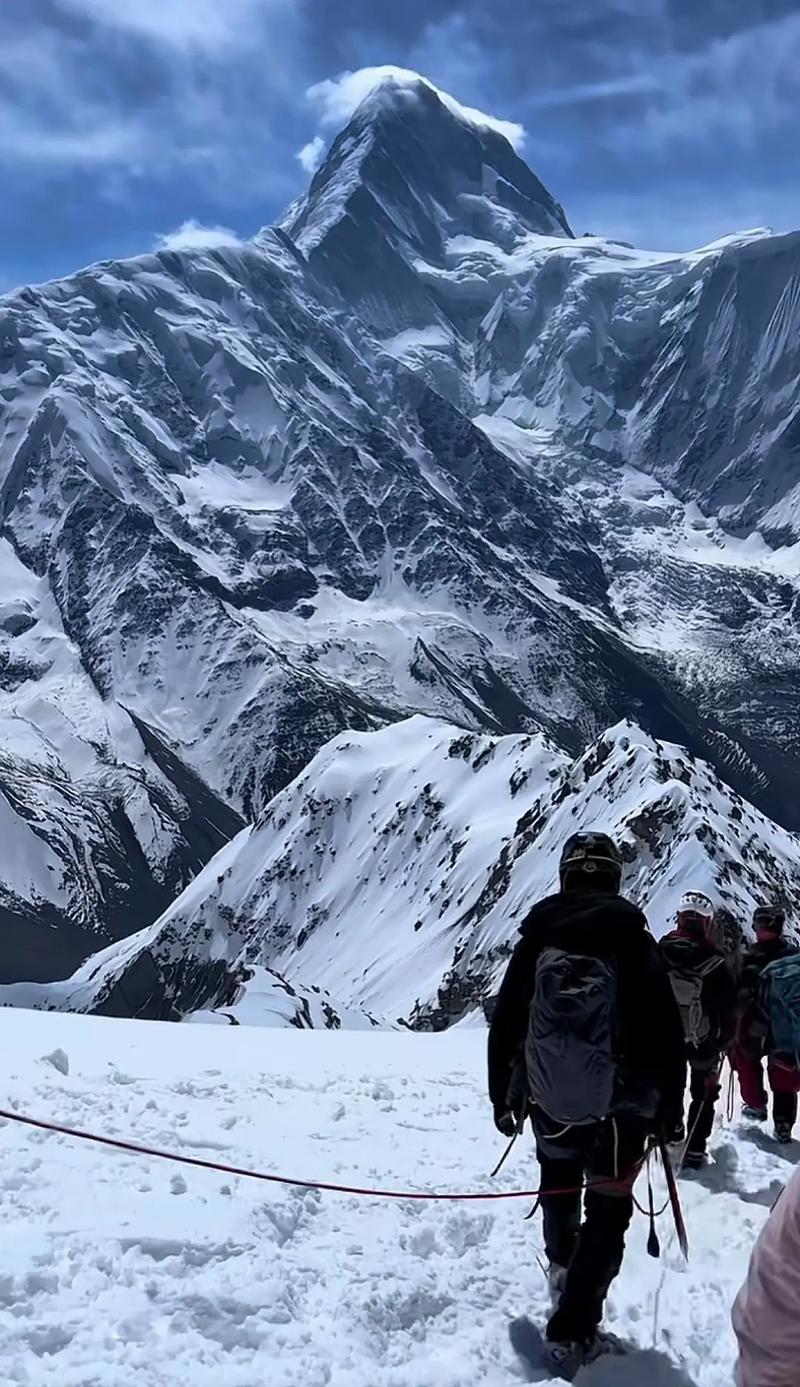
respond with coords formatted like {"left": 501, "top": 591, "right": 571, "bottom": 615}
{"left": 41, "top": 1048, "right": 69, "bottom": 1076}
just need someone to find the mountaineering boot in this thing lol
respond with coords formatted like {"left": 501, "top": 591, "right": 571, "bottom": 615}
{"left": 547, "top": 1263, "right": 568, "bottom": 1309}
{"left": 742, "top": 1105, "right": 768, "bottom": 1122}
{"left": 681, "top": 1149, "right": 708, "bottom": 1172}
{"left": 668, "top": 1122, "right": 686, "bottom": 1145}
{"left": 590, "top": 1330, "right": 627, "bottom": 1357}
{"left": 546, "top": 1330, "right": 627, "bottom": 1381}
{"left": 545, "top": 1342, "right": 587, "bottom": 1381}
{"left": 774, "top": 1122, "right": 793, "bottom": 1144}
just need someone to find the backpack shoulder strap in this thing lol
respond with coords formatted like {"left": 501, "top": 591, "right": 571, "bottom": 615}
{"left": 697, "top": 954, "right": 725, "bottom": 978}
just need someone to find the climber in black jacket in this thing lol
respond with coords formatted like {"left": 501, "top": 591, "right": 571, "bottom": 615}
{"left": 488, "top": 832, "right": 684, "bottom": 1373}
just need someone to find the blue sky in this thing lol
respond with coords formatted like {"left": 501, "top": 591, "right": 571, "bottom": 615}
{"left": 2, "top": 0, "right": 799, "bottom": 289}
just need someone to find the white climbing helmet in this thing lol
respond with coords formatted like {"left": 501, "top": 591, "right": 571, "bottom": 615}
{"left": 678, "top": 890, "right": 714, "bottom": 922}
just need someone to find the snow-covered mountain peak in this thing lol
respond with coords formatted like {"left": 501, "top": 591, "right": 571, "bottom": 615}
{"left": 282, "top": 72, "right": 572, "bottom": 331}
{"left": 320, "top": 68, "right": 527, "bottom": 149}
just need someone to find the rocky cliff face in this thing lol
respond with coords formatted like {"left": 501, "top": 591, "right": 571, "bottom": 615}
{"left": 1, "top": 71, "right": 798, "bottom": 986}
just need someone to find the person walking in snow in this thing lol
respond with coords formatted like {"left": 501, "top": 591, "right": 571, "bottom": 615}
{"left": 488, "top": 831, "right": 685, "bottom": 1376}
{"left": 732, "top": 906, "right": 800, "bottom": 1143}
{"left": 732, "top": 1167, "right": 800, "bottom": 1386}
{"left": 659, "top": 891, "right": 737, "bottom": 1170}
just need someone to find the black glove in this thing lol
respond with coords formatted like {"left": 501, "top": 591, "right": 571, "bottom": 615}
{"left": 494, "top": 1108, "right": 518, "bottom": 1138}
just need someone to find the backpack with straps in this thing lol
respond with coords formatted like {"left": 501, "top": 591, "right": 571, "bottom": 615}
{"left": 761, "top": 954, "right": 800, "bottom": 1058}
{"left": 668, "top": 955, "right": 722, "bottom": 1047}
{"left": 525, "top": 946, "right": 619, "bottom": 1125}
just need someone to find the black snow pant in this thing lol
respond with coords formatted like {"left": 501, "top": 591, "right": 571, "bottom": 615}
{"left": 684, "top": 1052, "right": 721, "bottom": 1158}
{"left": 534, "top": 1112, "right": 651, "bottom": 1344}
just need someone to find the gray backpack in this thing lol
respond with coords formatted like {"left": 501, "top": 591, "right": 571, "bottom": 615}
{"left": 525, "top": 947, "right": 619, "bottom": 1125}
{"left": 668, "top": 957, "right": 721, "bottom": 1047}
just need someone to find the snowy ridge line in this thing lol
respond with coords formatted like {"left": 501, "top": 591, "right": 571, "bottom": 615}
{"left": 0, "top": 1106, "right": 650, "bottom": 1204}
{"left": 60, "top": 717, "right": 800, "bottom": 1028}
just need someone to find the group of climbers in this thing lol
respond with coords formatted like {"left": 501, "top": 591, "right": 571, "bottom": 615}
{"left": 487, "top": 831, "right": 799, "bottom": 1377}
{"left": 662, "top": 892, "right": 800, "bottom": 1158}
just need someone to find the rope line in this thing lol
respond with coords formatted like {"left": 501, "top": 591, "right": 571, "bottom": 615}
{"left": 0, "top": 1106, "right": 653, "bottom": 1205}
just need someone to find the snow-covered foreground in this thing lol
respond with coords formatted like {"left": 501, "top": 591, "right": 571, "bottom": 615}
{"left": 0, "top": 1011, "right": 790, "bottom": 1385}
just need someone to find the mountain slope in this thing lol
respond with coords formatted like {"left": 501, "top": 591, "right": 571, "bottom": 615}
{"left": 0, "top": 536, "right": 243, "bottom": 982}
{"left": 1, "top": 71, "right": 799, "bottom": 982}
{"left": 15, "top": 716, "right": 798, "bottom": 1026}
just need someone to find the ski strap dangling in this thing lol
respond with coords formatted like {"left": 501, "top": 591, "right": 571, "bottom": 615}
{"left": 657, "top": 1133, "right": 689, "bottom": 1260}
{"left": 490, "top": 1128, "right": 521, "bottom": 1179}
{"left": 726, "top": 1060, "right": 736, "bottom": 1123}
{"left": 646, "top": 1148, "right": 661, "bottom": 1259}
{"left": 489, "top": 1100, "right": 529, "bottom": 1180}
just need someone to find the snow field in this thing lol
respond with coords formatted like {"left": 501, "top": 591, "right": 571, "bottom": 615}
{"left": 0, "top": 1011, "right": 790, "bottom": 1385}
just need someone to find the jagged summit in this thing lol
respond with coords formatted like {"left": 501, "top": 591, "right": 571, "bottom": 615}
{"left": 282, "top": 72, "right": 572, "bottom": 331}
{"left": 340, "top": 69, "right": 527, "bottom": 149}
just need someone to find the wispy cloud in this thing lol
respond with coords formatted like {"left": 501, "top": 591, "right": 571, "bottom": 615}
{"left": 1, "top": 120, "right": 146, "bottom": 168}
{"left": 296, "top": 136, "right": 326, "bottom": 175}
{"left": 529, "top": 74, "right": 664, "bottom": 111}
{"left": 0, "top": 34, "right": 145, "bottom": 170}
{"left": 0, "top": 0, "right": 305, "bottom": 206}
{"left": 154, "top": 219, "right": 243, "bottom": 251}
{"left": 536, "top": 12, "right": 800, "bottom": 160}
{"left": 57, "top": 0, "right": 290, "bottom": 51}
{"left": 632, "top": 14, "right": 800, "bottom": 154}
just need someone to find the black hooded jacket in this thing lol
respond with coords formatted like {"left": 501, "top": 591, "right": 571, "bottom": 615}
{"left": 488, "top": 891, "right": 685, "bottom": 1126}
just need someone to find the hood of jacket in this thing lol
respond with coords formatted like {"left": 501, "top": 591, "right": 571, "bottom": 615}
{"left": 519, "top": 891, "right": 649, "bottom": 957}
{"left": 660, "top": 931, "right": 723, "bottom": 969}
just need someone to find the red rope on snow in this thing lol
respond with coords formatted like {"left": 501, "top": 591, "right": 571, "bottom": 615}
{"left": 0, "top": 1106, "right": 650, "bottom": 1204}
